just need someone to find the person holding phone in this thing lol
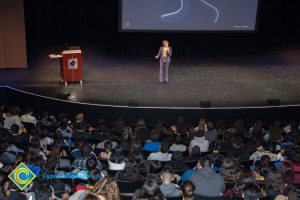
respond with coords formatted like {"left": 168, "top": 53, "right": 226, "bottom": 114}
{"left": 155, "top": 40, "right": 172, "bottom": 83}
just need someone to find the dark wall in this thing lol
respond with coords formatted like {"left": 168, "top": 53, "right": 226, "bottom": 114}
{"left": 0, "top": 87, "right": 8, "bottom": 105}
{"left": 24, "top": 0, "right": 300, "bottom": 57}
{"left": 2, "top": 87, "right": 300, "bottom": 125}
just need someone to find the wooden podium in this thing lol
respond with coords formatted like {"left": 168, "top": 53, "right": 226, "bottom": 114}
{"left": 60, "top": 50, "right": 83, "bottom": 86}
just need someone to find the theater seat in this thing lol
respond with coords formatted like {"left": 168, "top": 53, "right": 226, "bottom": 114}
{"left": 117, "top": 180, "right": 141, "bottom": 194}
{"left": 166, "top": 196, "right": 182, "bottom": 200}
{"left": 195, "top": 195, "right": 230, "bottom": 200}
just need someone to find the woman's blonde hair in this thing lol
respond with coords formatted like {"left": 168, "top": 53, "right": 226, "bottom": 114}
{"left": 93, "top": 176, "right": 120, "bottom": 200}
{"left": 162, "top": 40, "right": 169, "bottom": 45}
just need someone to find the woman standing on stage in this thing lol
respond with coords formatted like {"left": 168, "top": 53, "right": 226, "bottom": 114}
{"left": 155, "top": 40, "right": 172, "bottom": 83}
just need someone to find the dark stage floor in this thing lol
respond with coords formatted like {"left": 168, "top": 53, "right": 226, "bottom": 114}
{"left": 1, "top": 46, "right": 300, "bottom": 108}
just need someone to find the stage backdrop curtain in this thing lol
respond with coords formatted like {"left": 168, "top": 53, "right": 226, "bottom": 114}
{"left": 0, "top": 0, "right": 27, "bottom": 68}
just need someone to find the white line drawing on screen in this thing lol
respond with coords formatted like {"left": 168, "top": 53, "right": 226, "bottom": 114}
{"left": 161, "top": 0, "right": 184, "bottom": 19}
{"left": 200, "top": 0, "right": 219, "bottom": 23}
{"left": 161, "top": 0, "right": 219, "bottom": 23}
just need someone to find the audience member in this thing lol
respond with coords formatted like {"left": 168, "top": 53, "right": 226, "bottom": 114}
{"left": 168, "top": 151, "right": 188, "bottom": 171}
{"left": 242, "top": 184, "right": 261, "bottom": 200}
{"left": 108, "top": 144, "right": 126, "bottom": 170}
{"left": 133, "top": 178, "right": 166, "bottom": 200}
{"left": 144, "top": 130, "right": 161, "bottom": 152}
{"left": 1, "top": 104, "right": 299, "bottom": 200}
{"left": 20, "top": 107, "right": 37, "bottom": 125}
{"left": 253, "top": 155, "right": 272, "bottom": 178}
{"left": 147, "top": 140, "right": 172, "bottom": 161}
{"left": 72, "top": 145, "right": 102, "bottom": 170}
{"left": 181, "top": 181, "right": 195, "bottom": 200}
{"left": 220, "top": 157, "right": 240, "bottom": 182}
{"left": 115, "top": 158, "right": 143, "bottom": 182}
{"left": 159, "top": 167, "right": 181, "bottom": 197}
{"left": 169, "top": 136, "right": 187, "bottom": 152}
{"left": 265, "top": 169, "right": 286, "bottom": 198}
{"left": 190, "top": 156, "right": 225, "bottom": 196}
{"left": 230, "top": 135, "right": 250, "bottom": 160}
{"left": 249, "top": 144, "right": 280, "bottom": 162}
{"left": 93, "top": 175, "right": 120, "bottom": 200}
{"left": 185, "top": 146, "right": 201, "bottom": 163}
{"left": 204, "top": 121, "right": 219, "bottom": 143}
{"left": 3, "top": 106, "right": 23, "bottom": 129}
{"left": 8, "top": 123, "right": 29, "bottom": 145}
{"left": 98, "top": 140, "right": 112, "bottom": 160}
{"left": 207, "top": 141, "right": 225, "bottom": 172}
{"left": 96, "top": 132, "right": 117, "bottom": 149}
{"left": 181, "top": 159, "right": 202, "bottom": 181}
{"left": 188, "top": 127, "right": 209, "bottom": 153}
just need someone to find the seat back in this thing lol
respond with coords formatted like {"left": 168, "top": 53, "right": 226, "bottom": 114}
{"left": 73, "top": 178, "right": 88, "bottom": 187}
{"left": 166, "top": 196, "right": 182, "bottom": 200}
{"left": 231, "top": 195, "right": 243, "bottom": 200}
{"left": 195, "top": 195, "right": 230, "bottom": 200}
{"left": 225, "top": 182, "right": 235, "bottom": 190}
{"left": 117, "top": 180, "right": 141, "bottom": 193}
{"left": 120, "top": 194, "right": 135, "bottom": 200}
{"left": 240, "top": 160, "right": 254, "bottom": 170}
{"left": 184, "top": 160, "right": 198, "bottom": 169}
{"left": 260, "top": 197, "right": 272, "bottom": 200}
{"left": 22, "top": 122, "right": 36, "bottom": 133}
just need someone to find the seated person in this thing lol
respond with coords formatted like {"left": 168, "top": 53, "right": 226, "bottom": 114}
{"left": 185, "top": 146, "right": 201, "bottom": 163}
{"left": 8, "top": 124, "right": 29, "bottom": 145}
{"left": 95, "top": 132, "right": 117, "bottom": 149}
{"left": 0, "top": 133, "right": 24, "bottom": 164}
{"left": 72, "top": 145, "right": 102, "bottom": 170}
{"left": 147, "top": 141, "right": 172, "bottom": 162}
{"left": 98, "top": 140, "right": 112, "bottom": 160}
{"left": 207, "top": 141, "right": 225, "bottom": 172}
{"left": 141, "top": 160, "right": 162, "bottom": 183}
{"left": 4, "top": 106, "right": 24, "bottom": 130}
{"left": 242, "top": 184, "right": 261, "bottom": 200}
{"left": 168, "top": 151, "right": 188, "bottom": 171}
{"left": 115, "top": 158, "right": 143, "bottom": 182}
{"left": 169, "top": 136, "right": 187, "bottom": 152}
{"left": 231, "top": 135, "right": 250, "bottom": 160}
{"left": 190, "top": 156, "right": 225, "bottom": 196}
{"left": 181, "top": 159, "right": 202, "bottom": 181}
{"left": 249, "top": 144, "right": 280, "bottom": 162}
{"left": 204, "top": 121, "right": 219, "bottom": 143}
{"left": 91, "top": 175, "right": 121, "bottom": 200}
{"left": 159, "top": 167, "right": 181, "bottom": 197}
{"left": 75, "top": 169, "right": 102, "bottom": 191}
{"left": 108, "top": 144, "right": 126, "bottom": 171}
{"left": 133, "top": 178, "right": 166, "bottom": 200}
{"left": 143, "top": 130, "right": 161, "bottom": 152}
{"left": 73, "top": 157, "right": 104, "bottom": 180}
{"left": 181, "top": 181, "right": 196, "bottom": 200}
{"left": 70, "top": 140, "right": 85, "bottom": 159}
{"left": 20, "top": 107, "right": 37, "bottom": 125}
{"left": 188, "top": 128, "right": 209, "bottom": 153}
{"left": 220, "top": 157, "right": 240, "bottom": 182}
{"left": 55, "top": 121, "right": 73, "bottom": 139}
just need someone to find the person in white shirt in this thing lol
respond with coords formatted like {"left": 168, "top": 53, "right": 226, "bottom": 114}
{"left": 108, "top": 144, "right": 126, "bottom": 170}
{"left": 4, "top": 106, "right": 23, "bottom": 129}
{"left": 147, "top": 141, "right": 172, "bottom": 162}
{"left": 20, "top": 107, "right": 37, "bottom": 125}
{"left": 169, "top": 136, "right": 187, "bottom": 152}
{"left": 188, "top": 128, "right": 209, "bottom": 153}
{"left": 249, "top": 144, "right": 282, "bottom": 162}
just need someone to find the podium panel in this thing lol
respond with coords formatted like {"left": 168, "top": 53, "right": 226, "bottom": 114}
{"left": 60, "top": 50, "right": 83, "bottom": 85}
